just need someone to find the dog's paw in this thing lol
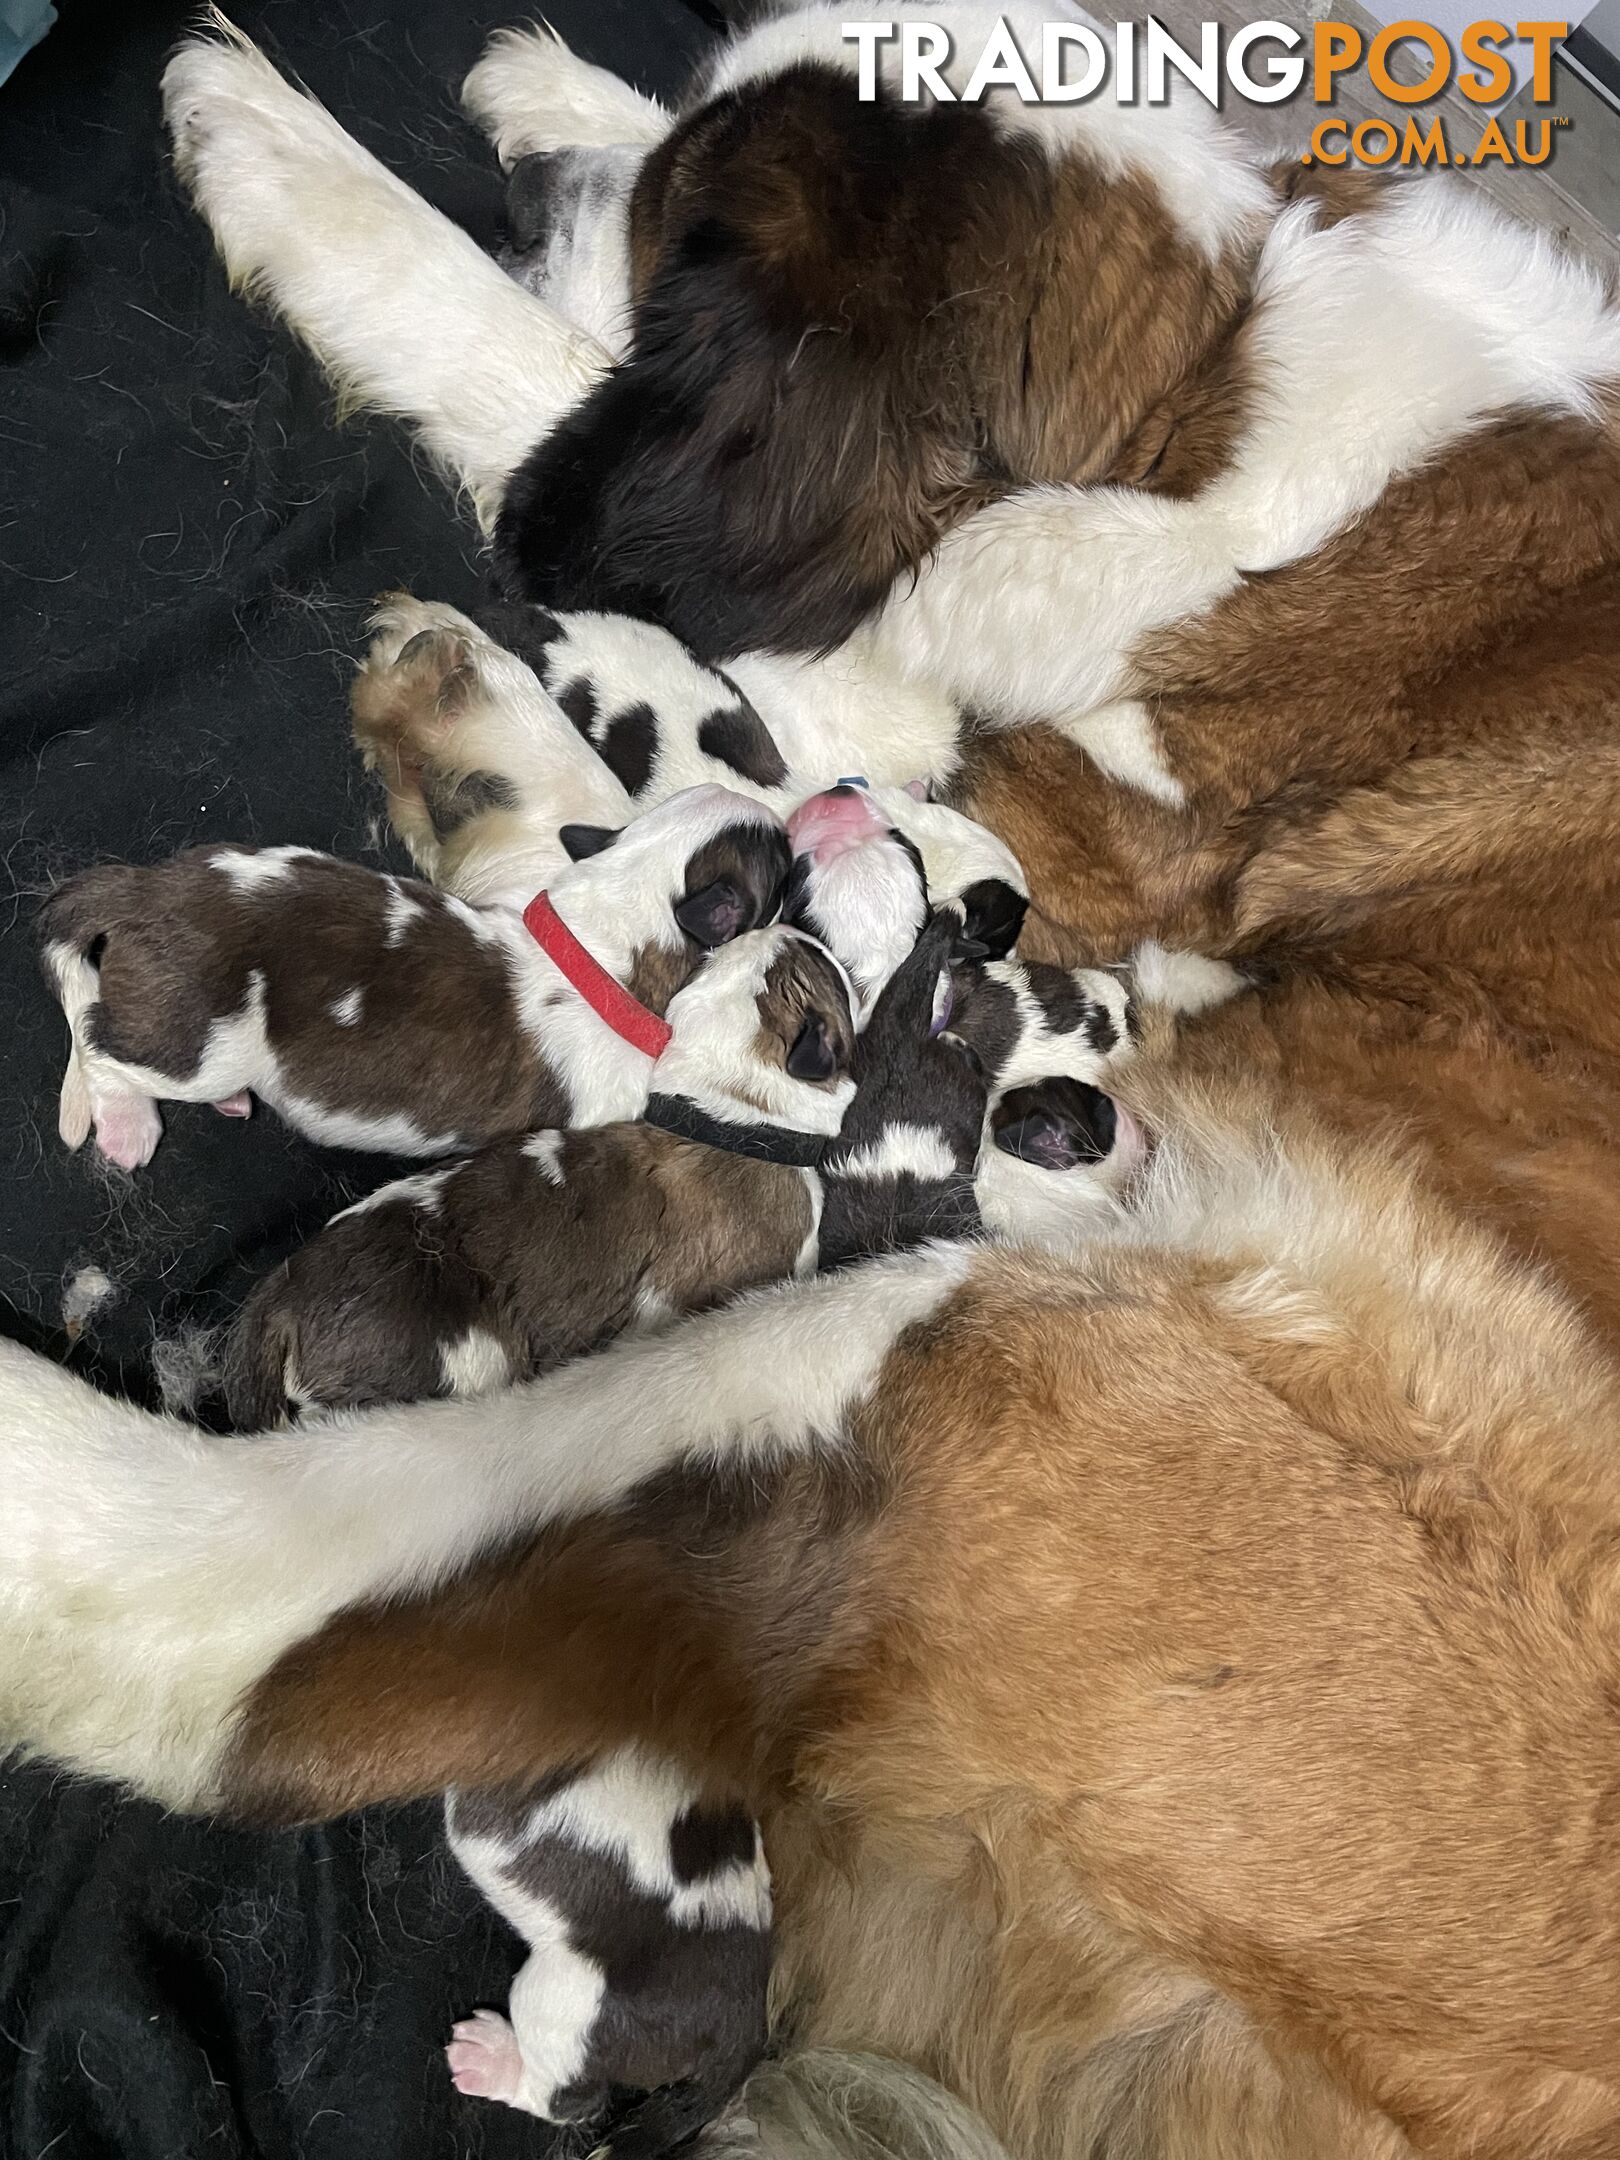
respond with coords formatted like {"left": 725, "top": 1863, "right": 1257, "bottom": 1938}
{"left": 93, "top": 1094, "right": 163, "bottom": 1173}
{"left": 462, "top": 26, "right": 670, "bottom": 165}
{"left": 447, "top": 2009, "right": 525, "bottom": 2105}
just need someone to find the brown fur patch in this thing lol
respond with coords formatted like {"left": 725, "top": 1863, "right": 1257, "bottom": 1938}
{"left": 499, "top": 71, "right": 1259, "bottom": 655}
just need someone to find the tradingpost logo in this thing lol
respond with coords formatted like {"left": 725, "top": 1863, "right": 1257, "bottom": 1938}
{"left": 842, "top": 18, "right": 1573, "bottom": 168}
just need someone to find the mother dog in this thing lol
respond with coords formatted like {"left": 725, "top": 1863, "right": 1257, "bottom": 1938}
{"left": 4, "top": 10, "right": 1620, "bottom": 2160}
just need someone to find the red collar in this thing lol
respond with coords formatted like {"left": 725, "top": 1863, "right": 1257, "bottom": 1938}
{"left": 523, "top": 892, "right": 673, "bottom": 1060}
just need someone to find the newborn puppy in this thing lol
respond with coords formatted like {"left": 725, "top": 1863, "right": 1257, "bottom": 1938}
{"left": 977, "top": 1074, "right": 1147, "bottom": 1250}
{"left": 466, "top": 593, "right": 961, "bottom": 809}
{"left": 40, "top": 786, "right": 788, "bottom": 1170}
{"left": 445, "top": 1757, "right": 771, "bottom": 2159}
{"left": 817, "top": 911, "right": 990, "bottom": 1271}
{"left": 219, "top": 926, "right": 856, "bottom": 1425}
{"left": 352, "top": 593, "right": 633, "bottom": 908}
{"left": 396, "top": 600, "right": 1025, "bottom": 960}
{"left": 950, "top": 951, "right": 1135, "bottom": 1096}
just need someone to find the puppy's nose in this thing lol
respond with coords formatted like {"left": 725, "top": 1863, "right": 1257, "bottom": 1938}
{"left": 786, "top": 786, "right": 888, "bottom": 866}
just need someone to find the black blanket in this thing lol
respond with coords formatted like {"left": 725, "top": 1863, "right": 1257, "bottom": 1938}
{"left": 0, "top": 3, "right": 717, "bottom": 2152}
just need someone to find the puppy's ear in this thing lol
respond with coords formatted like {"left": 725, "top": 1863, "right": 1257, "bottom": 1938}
{"left": 675, "top": 876, "right": 748, "bottom": 947}
{"left": 786, "top": 1013, "right": 840, "bottom": 1083}
{"left": 993, "top": 1080, "right": 1115, "bottom": 1169}
{"left": 954, "top": 879, "right": 1028, "bottom": 963}
{"left": 559, "top": 822, "right": 622, "bottom": 862}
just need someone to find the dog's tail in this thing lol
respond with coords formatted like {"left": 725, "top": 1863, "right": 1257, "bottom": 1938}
{"left": 0, "top": 1251, "right": 960, "bottom": 1819}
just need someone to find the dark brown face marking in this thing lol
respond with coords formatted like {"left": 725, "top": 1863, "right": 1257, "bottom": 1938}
{"left": 674, "top": 822, "right": 791, "bottom": 949}
{"left": 496, "top": 63, "right": 1254, "bottom": 657}
{"left": 697, "top": 704, "right": 790, "bottom": 791}
{"left": 753, "top": 938, "right": 856, "bottom": 1086}
{"left": 992, "top": 1076, "right": 1117, "bottom": 1168}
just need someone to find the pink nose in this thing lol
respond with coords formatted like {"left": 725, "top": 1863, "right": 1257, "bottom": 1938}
{"left": 786, "top": 787, "right": 888, "bottom": 865}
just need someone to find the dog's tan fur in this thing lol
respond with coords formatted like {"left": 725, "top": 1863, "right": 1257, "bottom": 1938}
{"left": 66, "top": 34, "right": 1620, "bottom": 2160}
{"left": 203, "top": 129, "right": 1620, "bottom": 2160}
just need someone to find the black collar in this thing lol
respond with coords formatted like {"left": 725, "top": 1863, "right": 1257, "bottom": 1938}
{"left": 643, "top": 1093, "right": 830, "bottom": 1168}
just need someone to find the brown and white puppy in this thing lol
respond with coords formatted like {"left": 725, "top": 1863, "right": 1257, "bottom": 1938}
{"left": 39, "top": 786, "right": 789, "bottom": 1169}
{"left": 219, "top": 925, "right": 856, "bottom": 1425}
{"left": 364, "top": 597, "right": 1026, "bottom": 989}
{"left": 351, "top": 593, "right": 635, "bottom": 908}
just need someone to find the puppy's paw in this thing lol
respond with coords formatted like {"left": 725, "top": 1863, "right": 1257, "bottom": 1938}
{"left": 93, "top": 1094, "right": 163, "bottom": 1173}
{"left": 447, "top": 2009, "right": 525, "bottom": 2106}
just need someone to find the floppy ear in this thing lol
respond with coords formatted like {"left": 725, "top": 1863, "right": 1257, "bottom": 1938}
{"left": 786, "top": 1013, "right": 840, "bottom": 1083}
{"left": 559, "top": 822, "right": 622, "bottom": 862}
{"left": 954, "top": 879, "right": 1028, "bottom": 963}
{"left": 675, "top": 876, "right": 748, "bottom": 947}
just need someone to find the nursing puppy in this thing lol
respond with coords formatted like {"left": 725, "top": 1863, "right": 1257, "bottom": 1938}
{"left": 352, "top": 593, "right": 634, "bottom": 908}
{"left": 366, "top": 598, "right": 1026, "bottom": 982}
{"left": 219, "top": 925, "right": 856, "bottom": 1425}
{"left": 39, "top": 786, "right": 789, "bottom": 1169}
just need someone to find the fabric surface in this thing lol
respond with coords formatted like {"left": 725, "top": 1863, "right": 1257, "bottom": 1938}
{"left": 0, "top": 2, "right": 715, "bottom": 2152}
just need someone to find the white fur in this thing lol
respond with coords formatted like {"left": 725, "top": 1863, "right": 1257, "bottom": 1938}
{"left": 461, "top": 24, "right": 672, "bottom": 164}
{"left": 1131, "top": 941, "right": 1246, "bottom": 1017}
{"left": 439, "top": 1328, "right": 514, "bottom": 1399}
{"left": 869, "top": 180, "right": 1620, "bottom": 726}
{"left": 971, "top": 959, "right": 1134, "bottom": 1093}
{"left": 523, "top": 1130, "right": 567, "bottom": 1184}
{"left": 0, "top": 1245, "right": 971, "bottom": 1806}
{"left": 161, "top": 20, "right": 611, "bottom": 526}
{"left": 1059, "top": 700, "right": 1185, "bottom": 806}
{"left": 655, "top": 928, "right": 856, "bottom": 1135}
{"left": 363, "top": 595, "right": 634, "bottom": 908}
{"left": 834, "top": 1124, "right": 959, "bottom": 1185}
{"left": 503, "top": 145, "right": 641, "bottom": 360}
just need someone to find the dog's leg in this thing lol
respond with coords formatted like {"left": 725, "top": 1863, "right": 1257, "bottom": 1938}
{"left": 461, "top": 26, "right": 673, "bottom": 167}
{"left": 161, "top": 19, "right": 612, "bottom": 525}
{"left": 0, "top": 1246, "right": 969, "bottom": 1813}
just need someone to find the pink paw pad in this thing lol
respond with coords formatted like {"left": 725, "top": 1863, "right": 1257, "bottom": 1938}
{"left": 211, "top": 1092, "right": 253, "bottom": 1118}
{"left": 446, "top": 2010, "right": 524, "bottom": 2104}
{"left": 93, "top": 1095, "right": 163, "bottom": 1172}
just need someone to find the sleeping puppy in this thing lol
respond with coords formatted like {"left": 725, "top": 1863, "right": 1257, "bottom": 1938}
{"left": 369, "top": 596, "right": 1024, "bottom": 968}
{"left": 352, "top": 593, "right": 634, "bottom": 908}
{"left": 977, "top": 1074, "right": 1146, "bottom": 1249}
{"left": 39, "top": 786, "right": 789, "bottom": 1170}
{"left": 219, "top": 925, "right": 857, "bottom": 1425}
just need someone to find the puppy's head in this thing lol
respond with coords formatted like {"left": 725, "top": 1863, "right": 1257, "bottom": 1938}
{"left": 868, "top": 785, "right": 1028, "bottom": 961}
{"left": 975, "top": 1075, "right": 1147, "bottom": 1252}
{"left": 557, "top": 783, "right": 791, "bottom": 968}
{"left": 782, "top": 784, "right": 929, "bottom": 1012}
{"left": 492, "top": 71, "right": 1001, "bottom": 657}
{"left": 657, "top": 923, "right": 857, "bottom": 1131}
